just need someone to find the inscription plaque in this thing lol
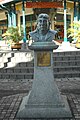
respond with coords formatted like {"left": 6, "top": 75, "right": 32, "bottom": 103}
{"left": 37, "top": 52, "right": 51, "bottom": 67}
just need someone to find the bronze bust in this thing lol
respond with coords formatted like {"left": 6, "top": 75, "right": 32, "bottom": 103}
{"left": 29, "top": 13, "right": 57, "bottom": 42}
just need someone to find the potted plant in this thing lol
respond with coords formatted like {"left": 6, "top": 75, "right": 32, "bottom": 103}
{"left": 2, "top": 26, "right": 23, "bottom": 50}
{"left": 68, "top": 20, "right": 80, "bottom": 48}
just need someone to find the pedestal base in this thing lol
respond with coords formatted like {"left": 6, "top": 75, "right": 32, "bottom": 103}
{"left": 16, "top": 94, "right": 72, "bottom": 119}
{"left": 16, "top": 44, "right": 72, "bottom": 119}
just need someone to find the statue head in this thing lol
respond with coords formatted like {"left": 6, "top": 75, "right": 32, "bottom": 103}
{"left": 36, "top": 13, "right": 51, "bottom": 34}
{"left": 29, "top": 13, "right": 57, "bottom": 42}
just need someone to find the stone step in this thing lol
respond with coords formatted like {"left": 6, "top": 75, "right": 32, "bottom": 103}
{"left": 54, "top": 66, "right": 80, "bottom": 72}
{"left": 0, "top": 70, "right": 80, "bottom": 79}
{"left": 54, "top": 71, "right": 80, "bottom": 78}
{"left": 0, "top": 73, "right": 33, "bottom": 79}
{"left": 1, "top": 51, "right": 80, "bottom": 79}
{"left": 0, "top": 52, "right": 15, "bottom": 67}
{"left": 2, "top": 51, "right": 80, "bottom": 68}
{"left": 53, "top": 51, "right": 80, "bottom": 56}
{"left": 0, "top": 63, "right": 4, "bottom": 68}
{"left": 53, "top": 55, "right": 80, "bottom": 61}
{"left": 54, "top": 60, "right": 80, "bottom": 66}
{"left": 14, "top": 62, "right": 34, "bottom": 67}
{"left": 0, "top": 67, "right": 34, "bottom": 73}
{"left": 13, "top": 59, "right": 80, "bottom": 67}
{"left": 1, "top": 65, "right": 80, "bottom": 73}
{"left": 4, "top": 62, "right": 17, "bottom": 68}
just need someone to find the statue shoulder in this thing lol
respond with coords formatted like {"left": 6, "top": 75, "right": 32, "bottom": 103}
{"left": 49, "top": 29, "right": 57, "bottom": 35}
{"left": 29, "top": 29, "right": 37, "bottom": 36}
{"left": 29, "top": 29, "right": 39, "bottom": 41}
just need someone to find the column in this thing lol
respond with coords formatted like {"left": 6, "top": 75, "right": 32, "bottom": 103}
{"left": 8, "top": 12, "right": 12, "bottom": 27}
{"left": 22, "top": 0, "right": 26, "bottom": 43}
{"left": 30, "top": 15, "right": 32, "bottom": 32}
{"left": 12, "top": 4, "right": 16, "bottom": 27}
{"left": 74, "top": 0, "right": 77, "bottom": 21}
{"left": 73, "top": 0, "right": 77, "bottom": 42}
{"left": 78, "top": 0, "right": 80, "bottom": 20}
{"left": 64, "top": 0, "right": 67, "bottom": 42}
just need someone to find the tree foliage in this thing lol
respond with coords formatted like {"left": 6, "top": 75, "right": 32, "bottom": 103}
{"left": 68, "top": 21, "right": 80, "bottom": 42}
{"left": 2, "top": 26, "right": 23, "bottom": 44}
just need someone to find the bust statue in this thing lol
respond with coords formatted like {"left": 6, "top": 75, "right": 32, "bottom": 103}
{"left": 29, "top": 13, "right": 57, "bottom": 42}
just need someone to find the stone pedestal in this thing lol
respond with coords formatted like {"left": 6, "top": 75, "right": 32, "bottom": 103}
{"left": 16, "top": 42, "right": 72, "bottom": 119}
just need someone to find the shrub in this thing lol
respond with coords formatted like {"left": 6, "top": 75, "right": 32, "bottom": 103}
{"left": 2, "top": 26, "right": 23, "bottom": 44}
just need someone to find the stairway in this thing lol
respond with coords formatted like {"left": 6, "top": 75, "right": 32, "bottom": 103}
{"left": 0, "top": 50, "right": 80, "bottom": 79}
{"left": 53, "top": 51, "right": 80, "bottom": 78}
{"left": 0, "top": 51, "right": 34, "bottom": 79}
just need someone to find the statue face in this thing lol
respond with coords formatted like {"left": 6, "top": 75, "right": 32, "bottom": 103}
{"left": 37, "top": 17, "right": 49, "bottom": 31}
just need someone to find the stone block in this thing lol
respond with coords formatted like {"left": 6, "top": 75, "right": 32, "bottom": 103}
{"left": 13, "top": 69, "right": 21, "bottom": 73}
{"left": 24, "top": 74, "right": 33, "bottom": 79}
{"left": 28, "top": 68, "right": 34, "bottom": 73}
{"left": 7, "top": 62, "right": 15, "bottom": 68}
{"left": 69, "top": 56, "right": 75, "bottom": 60}
{"left": 75, "top": 56, "right": 80, "bottom": 60}
{"left": 19, "top": 63, "right": 26, "bottom": 67}
{"left": 54, "top": 73, "right": 63, "bottom": 78}
{"left": 64, "top": 52, "right": 71, "bottom": 55}
{"left": 0, "top": 74, "right": 2, "bottom": 79}
{"left": 58, "top": 67, "right": 66, "bottom": 72}
{"left": 20, "top": 69, "right": 27, "bottom": 73}
{"left": 76, "top": 51, "right": 80, "bottom": 55}
{"left": 16, "top": 75, "right": 24, "bottom": 79}
{"left": 62, "top": 62, "right": 69, "bottom": 66}
{"left": 54, "top": 68, "right": 59, "bottom": 72}
{"left": 17, "top": 95, "right": 72, "bottom": 119}
{"left": 2, "top": 69, "right": 7, "bottom": 73}
{"left": 7, "top": 69, "right": 14, "bottom": 73}
{"left": 10, "top": 74, "right": 17, "bottom": 79}
{"left": 21, "top": 68, "right": 32, "bottom": 73}
{"left": 11, "top": 53, "right": 14, "bottom": 57}
{"left": 62, "top": 57, "right": 69, "bottom": 61}
{"left": 76, "top": 61, "right": 80, "bottom": 65}
{"left": 69, "top": 62, "right": 74, "bottom": 66}
{"left": 26, "top": 63, "right": 34, "bottom": 67}
{"left": 71, "top": 73, "right": 79, "bottom": 78}
{"left": 56, "top": 57, "right": 63, "bottom": 61}
{"left": 59, "top": 52, "right": 65, "bottom": 56}
{"left": 1, "top": 74, "right": 10, "bottom": 79}
{"left": 54, "top": 62, "right": 62, "bottom": 66}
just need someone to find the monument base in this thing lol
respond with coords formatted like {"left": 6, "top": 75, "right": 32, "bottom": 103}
{"left": 16, "top": 94, "right": 72, "bottom": 119}
{"left": 16, "top": 43, "right": 72, "bottom": 119}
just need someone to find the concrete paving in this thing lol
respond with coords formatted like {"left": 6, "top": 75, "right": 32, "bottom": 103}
{"left": 0, "top": 77, "right": 80, "bottom": 120}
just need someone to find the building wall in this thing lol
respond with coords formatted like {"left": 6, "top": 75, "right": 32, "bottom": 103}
{"left": 0, "top": 1, "right": 74, "bottom": 40}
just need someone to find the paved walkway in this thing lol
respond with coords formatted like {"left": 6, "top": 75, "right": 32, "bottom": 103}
{"left": 0, "top": 77, "right": 80, "bottom": 120}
